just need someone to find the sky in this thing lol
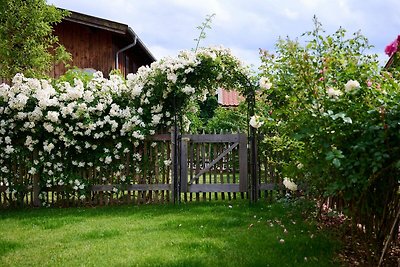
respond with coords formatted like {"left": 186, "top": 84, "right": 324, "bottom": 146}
{"left": 47, "top": 0, "right": 400, "bottom": 69}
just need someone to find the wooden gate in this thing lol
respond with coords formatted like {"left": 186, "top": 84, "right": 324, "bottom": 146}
{"left": 179, "top": 133, "right": 248, "bottom": 195}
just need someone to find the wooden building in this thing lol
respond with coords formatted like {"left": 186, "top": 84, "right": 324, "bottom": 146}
{"left": 52, "top": 10, "right": 155, "bottom": 78}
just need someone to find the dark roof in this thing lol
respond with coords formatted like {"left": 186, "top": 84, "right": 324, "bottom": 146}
{"left": 61, "top": 9, "right": 156, "bottom": 62}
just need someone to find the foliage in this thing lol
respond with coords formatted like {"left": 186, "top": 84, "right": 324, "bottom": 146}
{"left": 258, "top": 17, "right": 400, "bottom": 261}
{"left": 0, "top": 46, "right": 252, "bottom": 201}
{"left": 0, "top": 0, "right": 71, "bottom": 80}
{"left": 128, "top": 46, "right": 252, "bottom": 135}
{"left": 205, "top": 103, "right": 248, "bottom": 133}
{"left": 198, "top": 95, "right": 219, "bottom": 125}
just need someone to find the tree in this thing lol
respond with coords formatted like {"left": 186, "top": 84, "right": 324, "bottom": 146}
{"left": 0, "top": 0, "right": 70, "bottom": 80}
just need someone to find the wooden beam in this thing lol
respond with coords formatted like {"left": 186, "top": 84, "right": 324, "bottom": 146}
{"left": 91, "top": 184, "right": 171, "bottom": 191}
{"left": 183, "top": 134, "right": 240, "bottom": 143}
{"left": 188, "top": 184, "right": 240, "bottom": 193}
{"left": 259, "top": 183, "right": 279, "bottom": 190}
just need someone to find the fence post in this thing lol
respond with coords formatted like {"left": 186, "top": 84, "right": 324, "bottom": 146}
{"left": 247, "top": 84, "right": 258, "bottom": 203}
{"left": 180, "top": 135, "right": 189, "bottom": 193}
{"left": 171, "top": 120, "right": 181, "bottom": 204}
{"left": 250, "top": 127, "right": 258, "bottom": 202}
{"left": 238, "top": 133, "right": 248, "bottom": 192}
{"left": 32, "top": 150, "right": 41, "bottom": 207}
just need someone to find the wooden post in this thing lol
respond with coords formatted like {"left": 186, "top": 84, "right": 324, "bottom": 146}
{"left": 238, "top": 133, "right": 248, "bottom": 192}
{"left": 180, "top": 136, "right": 189, "bottom": 193}
{"left": 247, "top": 84, "right": 258, "bottom": 203}
{"left": 171, "top": 124, "right": 180, "bottom": 204}
{"left": 32, "top": 150, "right": 41, "bottom": 207}
{"left": 250, "top": 127, "right": 258, "bottom": 202}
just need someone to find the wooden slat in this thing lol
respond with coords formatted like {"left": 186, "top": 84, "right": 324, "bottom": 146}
{"left": 189, "top": 139, "right": 195, "bottom": 201}
{"left": 170, "top": 130, "right": 177, "bottom": 203}
{"left": 32, "top": 150, "right": 41, "bottom": 207}
{"left": 189, "top": 142, "right": 238, "bottom": 184}
{"left": 219, "top": 143, "right": 225, "bottom": 200}
{"left": 180, "top": 137, "right": 189, "bottom": 192}
{"left": 259, "top": 183, "right": 279, "bottom": 190}
{"left": 239, "top": 133, "right": 248, "bottom": 192}
{"left": 147, "top": 134, "right": 171, "bottom": 141}
{"left": 188, "top": 184, "right": 240, "bottom": 193}
{"left": 202, "top": 140, "right": 207, "bottom": 200}
{"left": 213, "top": 144, "right": 218, "bottom": 200}
{"left": 183, "top": 134, "right": 240, "bottom": 143}
{"left": 91, "top": 184, "right": 171, "bottom": 191}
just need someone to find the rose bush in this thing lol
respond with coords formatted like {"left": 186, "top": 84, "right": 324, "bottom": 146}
{"left": 257, "top": 18, "right": 399, "bottom": 261}
{"left": 0, "top": 46, "right": 252, "bottom": 203}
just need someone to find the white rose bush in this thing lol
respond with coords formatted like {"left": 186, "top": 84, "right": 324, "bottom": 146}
{"left": 0, "top": 46, "right": 252, "bottom": 205}
{"left": 257, "top": 18, "right": 399, "bottom": 262}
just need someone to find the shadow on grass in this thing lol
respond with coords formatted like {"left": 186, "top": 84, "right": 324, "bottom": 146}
{"left": 79, "top": 229, "right": 122, "bottom": 240}
{"left": 0, "top": 239, "right": 22, "bottom": 257}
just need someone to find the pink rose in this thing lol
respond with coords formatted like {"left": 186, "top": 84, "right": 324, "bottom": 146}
{"left": 385, "top": 35, "right": 400, "bottom": 57}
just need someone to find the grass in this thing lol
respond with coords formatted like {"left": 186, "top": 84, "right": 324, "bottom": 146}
{"left": 0, "top": 199, "right": 341, "bottom": 267}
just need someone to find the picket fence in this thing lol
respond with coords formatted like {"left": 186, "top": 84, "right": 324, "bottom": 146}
{"left": 0, "top": 132, "right": 284, "bottom": 208}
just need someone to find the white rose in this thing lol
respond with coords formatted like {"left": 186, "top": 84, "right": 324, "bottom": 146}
{"left": 249, "top": 115, "right": 264, "bottom": 129}
{"left": 283, "top": 178, "right": 298, "bottom": 191}
{"left": 344, "top": 80, "right": 360, "bottom": 93}
{"left": 326, "top": 87, "right": 343, "bottom": 99}
{"left": 259, "top": 77, "right": 272, "bottom": 90}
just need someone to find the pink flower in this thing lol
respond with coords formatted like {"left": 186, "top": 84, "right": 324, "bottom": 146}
{"left": 385, "top": 35, "right": 400, "bottom": 57}
{"left": 366, "top": 80, "right": 372, "bottom": 87}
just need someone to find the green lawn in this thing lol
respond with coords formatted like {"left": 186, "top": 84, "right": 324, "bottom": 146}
{"left": 0, "top": 199, "right": 341, "bottom": 267}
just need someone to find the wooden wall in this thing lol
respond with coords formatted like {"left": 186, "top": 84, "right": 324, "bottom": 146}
{"left": 52, "top": 21, "right": 139, "bottom": 78}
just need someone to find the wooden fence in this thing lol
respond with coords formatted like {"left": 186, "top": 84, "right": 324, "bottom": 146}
{"left": 0, "top": 132, "right": 284, "bottom": 208}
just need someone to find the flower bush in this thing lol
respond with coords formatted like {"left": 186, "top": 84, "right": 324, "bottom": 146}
{"left": 257, "top": 18, "right": 399, "bottom": 261}
{"left": 0, "top": 46, "right": 252, "bottom": 203}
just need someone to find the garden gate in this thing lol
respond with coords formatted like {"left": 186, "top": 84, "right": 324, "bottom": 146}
{"left": 178, "top": 133, "right": 248, "bottom": 199}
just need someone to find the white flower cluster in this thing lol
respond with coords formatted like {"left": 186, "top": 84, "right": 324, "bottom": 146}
{"left": 0, "top": 73, "right": 146, "bottom": 190}
{"left": 249, "top": 115, "right": 264, "bottom": 129}
{"left": 128, "top": 46, "right": 249, "bottom": 132}
{"left": 326, "top": 87, "right": 343, "bottom": 99}
{"left": 344, "top": 80, "right": 360, "bottom": 93}
{"left": 259, "top": 77, "right": 272, "bottom": 90}
{"left": 283, "top": 178, "right": 298, "bottom": 191}
{"left": 0, "top": 46, "right": 252, "bottom": 202}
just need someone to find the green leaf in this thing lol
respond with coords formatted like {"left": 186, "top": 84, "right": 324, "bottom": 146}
{"left": 395, "top": 161, "right": 400, "bottom": 170}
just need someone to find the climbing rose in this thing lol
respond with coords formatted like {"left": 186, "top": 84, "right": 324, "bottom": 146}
{"left": 344, "top": 80, "right": 360, "bottom": 93}
{"left": 249, "top": 115, "right": 264, "bottom": 129}
{"left": 259, "top": 77, "right": 272, "bottom": 90}
{"left": 283, "top": 178, "right": 297, "bottom": 191}
{"left": 326, "top": 87, "right": 342, "bottom": 99}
